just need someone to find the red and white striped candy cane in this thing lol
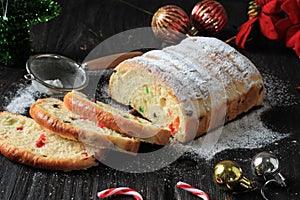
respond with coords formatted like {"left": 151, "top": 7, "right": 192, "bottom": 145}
{"left": 97, "top": 187, "right": 143, "bottom": 200}
{"left": 176, "top": 181, "right": 210, "bottom": 200}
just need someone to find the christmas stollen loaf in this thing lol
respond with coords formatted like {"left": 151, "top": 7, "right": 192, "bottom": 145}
{"left": 0, "top": 111, "right": 98, "bottom": 171}
{"left": 63, "top": 91, "right": 171, "bottom": 145}
{"left": 109, "top": 36, "right": 264, "bottom": 142}
{"left": 29, "top": 98, "right": 140, "bottom": 153}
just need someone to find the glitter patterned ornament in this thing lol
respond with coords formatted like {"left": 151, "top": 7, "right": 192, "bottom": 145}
{"left": 190, "top": 0, "right": 227, "bottom": 35}
{"left": 151, "top": 5, "right": 190, "bottom": 44}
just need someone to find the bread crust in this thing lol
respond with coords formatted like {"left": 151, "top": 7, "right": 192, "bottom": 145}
{"left": 0, "top": 112, "right": 98, "bottom": 171}
{"left": 0, "top": 142, "right": 98, "bottom": 171}
{"left": 30, "top": 103, "right": 79, "bottom": 140}
{"left": 64, "top": 91, "right": 171, "bottom": 145}
{"left": 30, "top": 98, "right": 140, "bottom": 153}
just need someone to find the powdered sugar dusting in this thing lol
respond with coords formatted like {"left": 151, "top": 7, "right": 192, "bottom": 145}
{"left": 263, "top": 71, "right": 299, "bottom": 107}
{"left": 170, "top": 101, "right": 288, "bottom": 160}
{"left": 187, "top": 37, "right": 260, "bottom": 80}
{"left": 133, "top": 57, "right": 195, "bottom": 103}
{"left": 163, "top": 45, "right": 227, "bottom": 108}
{"left": 144, "top": 50, "right": 207, "bottom": 99}
{"left": 3, "top": 79, "right": 52, "bottom": 115}
{"left": 5, "top": 84, "right": 39, "bottom": 114}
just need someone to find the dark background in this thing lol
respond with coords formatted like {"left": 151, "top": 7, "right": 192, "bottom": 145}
{"left": 29, "top": 0, "right": 247, "bottom": 63}
{"left": 0, "top": 0, "right": 300, "bottom": 199}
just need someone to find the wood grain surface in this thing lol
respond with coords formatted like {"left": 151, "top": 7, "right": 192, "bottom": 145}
{"left": 0, "top": 0, "right": 299, "bottom": 199}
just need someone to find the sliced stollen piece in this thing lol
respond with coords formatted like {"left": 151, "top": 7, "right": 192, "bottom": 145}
{"left": 109, "top": 36, "right": 264, "bottom": 143}
{"left": 0, "top": 111, "right": 98, "bottom": 171}
{"left": 63, "top": 91, "right": 171, "bottom": 145}
{"left": 29, "top": 98, "right": 140, "bottom": 153}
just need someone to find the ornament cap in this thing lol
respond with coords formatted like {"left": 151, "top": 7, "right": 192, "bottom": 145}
{"left": 239, "top": 176, "right": 254, "bottom": 189}
{"left": 274, "top": 173, "right": 286, "bottom": 187}
{"left": 187, "top": 26, "right": 198, "bottom": 36}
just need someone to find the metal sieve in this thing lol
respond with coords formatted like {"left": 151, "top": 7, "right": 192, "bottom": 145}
{"left": 25, "top": 54, "right": 88, "bottom": 94}
{"left": 25, "top": 52, "right": 142, "bottom": 94}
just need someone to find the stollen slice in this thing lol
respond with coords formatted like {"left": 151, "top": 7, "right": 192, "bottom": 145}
{"left": 0, "top": 111, "right": 98, "bottom": 171}
{"left": 64, "top": 91, "right": 171, "bottom": 145}
{"left": 29, "top": 98, "right": 140, "bottom": 153}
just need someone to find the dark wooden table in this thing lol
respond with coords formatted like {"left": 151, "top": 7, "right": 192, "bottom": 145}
{"left": 0, "top": 0, "right": 299, "bottom": 199}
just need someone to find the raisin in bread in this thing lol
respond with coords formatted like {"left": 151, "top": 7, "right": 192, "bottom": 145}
{"left": 63, "top": 91, "right": 171, "bottom": 145}
{"left": 109, "top": 36, "right": 264, "bottom": 142}
{"left": 29, "top": 98, "right": 140, "bottom": 153}
{"left": 0, "top": 111, "right": 98, "bottom": 171}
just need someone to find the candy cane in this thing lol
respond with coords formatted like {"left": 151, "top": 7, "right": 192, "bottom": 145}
{"left": 97, "top": 187, "right": 143, "bottom": 200}
{"left": 176, "top": 181, "right": 210, "bottom": 200}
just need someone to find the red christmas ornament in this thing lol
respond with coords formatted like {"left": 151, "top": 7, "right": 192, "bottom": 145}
{"left": 190, "top": 0, "right": 227, "bottom": 35}
{"left": 151, "top": 5, "right": 190, "bottom": 44}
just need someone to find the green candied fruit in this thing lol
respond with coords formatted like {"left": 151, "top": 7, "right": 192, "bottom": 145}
{"left": 4, "top": 116, "right": 16, "bottom": 125}
{"left": 138, "top": 106, "right": 144, "bottom": 113}
{"left": 145, "top": 86, "right": 149, "bottom": 94}
{"left": 5, "top": 116, "right": 11, "bottom": 120}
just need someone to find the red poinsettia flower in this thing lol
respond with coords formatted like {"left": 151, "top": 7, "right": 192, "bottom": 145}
{"left": 236, "top": 0, "right": 300, "bottom": 57}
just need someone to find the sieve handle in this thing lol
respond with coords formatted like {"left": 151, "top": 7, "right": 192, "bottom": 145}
{"left": 84, "top": 51, "right": 143, "bottom": 71}
{"left": 24, "top": 73, "right": 35, "bottom": 81}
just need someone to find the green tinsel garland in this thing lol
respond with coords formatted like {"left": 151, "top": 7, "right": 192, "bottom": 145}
{"left": 0, "top": 0, "right": 60, "bottom": 67}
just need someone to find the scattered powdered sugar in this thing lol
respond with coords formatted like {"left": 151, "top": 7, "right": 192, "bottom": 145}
{"left": 5, "top": 84, "right": 37, "bottom": 114}
{"left": 262, "top": 72, "right": 299, "bottom": 107}
{"left": 4, "top": 81, "right": 49, "bottom": 115}
{"left": 4, "top": 78, "right": 68, "bottom": 115}
{"left": 172, "top": 101, "right": 288, "bottom": 160}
